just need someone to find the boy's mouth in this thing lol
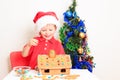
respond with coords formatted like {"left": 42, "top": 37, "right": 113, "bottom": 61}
{"left": 44, "top": 35, "right": 52, "bottom": 39}
{"left": 45, "top": 35, "right": 50, "bottom": 37}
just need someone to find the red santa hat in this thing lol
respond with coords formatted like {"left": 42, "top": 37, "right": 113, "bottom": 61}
{"left": 33, "top": 11, "right": 59, "bottom": 35}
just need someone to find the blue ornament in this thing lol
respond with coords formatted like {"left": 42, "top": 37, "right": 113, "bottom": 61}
{"left": 73, "top": 12, "right": 77, "bottom": 18}
{"left": 78, "top": 20, "right": 85, "bottom": 27}
{"left": 65, "top": 11, "right": 73, "bottom": 18}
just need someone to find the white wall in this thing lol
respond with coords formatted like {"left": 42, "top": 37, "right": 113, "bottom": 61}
{"left": 0, "top": 0, "right": 120, "bottom": 80}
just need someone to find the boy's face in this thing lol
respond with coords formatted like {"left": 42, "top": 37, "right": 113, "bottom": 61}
{"left": 40, "top": 24, "right": 56, "bottom": 40}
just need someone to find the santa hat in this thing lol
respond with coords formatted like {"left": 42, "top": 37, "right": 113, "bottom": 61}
{"left": 33, "top": 11, "right": 59, "bottom": 35}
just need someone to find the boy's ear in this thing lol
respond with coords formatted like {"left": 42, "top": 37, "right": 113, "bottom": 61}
{"left": 54, "top": 25, "right": 57, "bottom": 30}
{"left": 39, "top": 32, "right": 41, "bottom": 35}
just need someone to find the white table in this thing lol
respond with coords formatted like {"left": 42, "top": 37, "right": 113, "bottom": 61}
{"left": 3, "top": 69, "right": 99, "bottom": 80}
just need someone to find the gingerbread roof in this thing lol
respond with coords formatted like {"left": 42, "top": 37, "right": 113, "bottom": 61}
{"left": 38, "top": 55, "right": 72, "bottom": 69}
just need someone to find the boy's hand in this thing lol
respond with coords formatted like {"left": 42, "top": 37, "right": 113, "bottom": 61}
{"left": 27, "top": 38, "right": 38, "bottom": 47}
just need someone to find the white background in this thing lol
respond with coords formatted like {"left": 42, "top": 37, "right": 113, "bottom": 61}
{"left": 0, "top": 0, "right": 120, "bottom": 80}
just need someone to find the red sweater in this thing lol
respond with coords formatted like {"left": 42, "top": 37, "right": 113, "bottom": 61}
{"left": 26, "top": 36, "right": 65, "bottom": 69}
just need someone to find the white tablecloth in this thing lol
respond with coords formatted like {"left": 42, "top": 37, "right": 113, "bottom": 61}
{"left": 3, "top": 69, "right": 99, "bottom": 80}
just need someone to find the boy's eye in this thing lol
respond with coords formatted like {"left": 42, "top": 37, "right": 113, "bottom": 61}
{"left": 41, "top": 30, "right": 46, "bottom": 32}
{"left": 49, "top": 29, "right": 53, "bottom": 31}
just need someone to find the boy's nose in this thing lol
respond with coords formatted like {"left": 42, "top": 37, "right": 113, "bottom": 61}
{"left": 46, "top": 31, "right": 50, "bottom": 34}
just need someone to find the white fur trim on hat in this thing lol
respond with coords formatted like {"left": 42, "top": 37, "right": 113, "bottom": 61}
{"left": 35, "top": 15, "right": 59, "bottom": 34}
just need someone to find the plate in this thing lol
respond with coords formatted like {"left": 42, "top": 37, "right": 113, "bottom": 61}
{"left": 13, "top": 66, "right": 31, "bottom": 76}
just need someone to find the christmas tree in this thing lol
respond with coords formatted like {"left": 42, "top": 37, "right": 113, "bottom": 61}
{"left": 59, "top": 0, "right": 95, "bottom": 72}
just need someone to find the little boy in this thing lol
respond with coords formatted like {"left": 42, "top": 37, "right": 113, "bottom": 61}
{"left": 22, "top": 11, "right": 65, "bottom": 69}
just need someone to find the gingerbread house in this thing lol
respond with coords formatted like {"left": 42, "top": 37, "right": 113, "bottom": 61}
{"left": 38, "top": 50, "right": 72, "bottom": 75}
